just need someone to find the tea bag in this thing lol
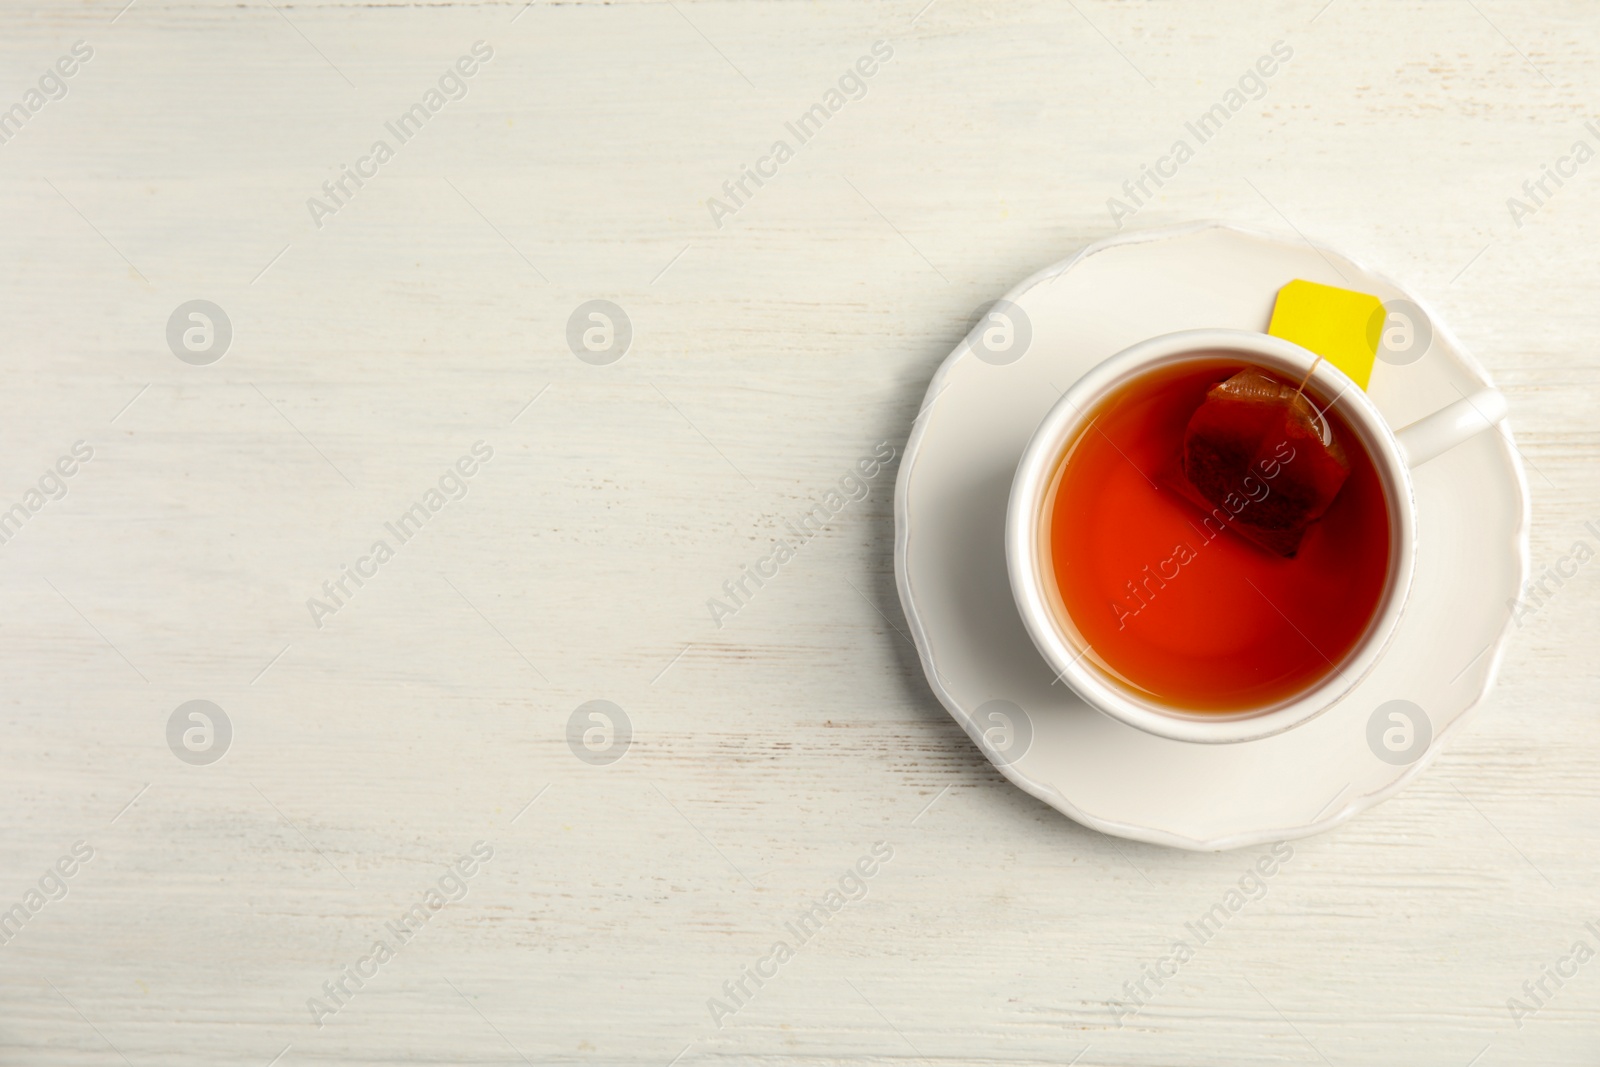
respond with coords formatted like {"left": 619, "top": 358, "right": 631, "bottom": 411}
{"left": 1178, "top": 368, "right": 1351, "bottom": 556}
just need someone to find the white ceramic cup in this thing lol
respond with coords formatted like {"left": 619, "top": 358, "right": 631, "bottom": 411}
{"left": 1006, "top": 328, "right": 1508, "bottom": 744}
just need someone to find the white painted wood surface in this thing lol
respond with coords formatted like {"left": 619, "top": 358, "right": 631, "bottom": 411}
{"left": 0, "top": 1, "right": 1597, "bottom": 1063}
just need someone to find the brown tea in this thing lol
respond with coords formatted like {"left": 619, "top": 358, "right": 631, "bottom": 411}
{"left": 1047, "top": 360, "right": 1391, "bottom": 711}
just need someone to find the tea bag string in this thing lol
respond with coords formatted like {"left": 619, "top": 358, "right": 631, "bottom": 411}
{"left": 1288, "top": 354, "right": 1331, "bottom": 447}
{"left": 1292, "top": 354, "right": 1322, "bottom": 402}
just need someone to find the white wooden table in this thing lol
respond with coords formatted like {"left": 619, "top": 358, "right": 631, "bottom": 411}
{"left": 1, "top": 1, "right": 1596, "bottom": 1064}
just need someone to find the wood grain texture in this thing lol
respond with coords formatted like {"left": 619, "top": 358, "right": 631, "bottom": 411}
{"left": 0, "top": 0, "right": 1596, "bottom": 1064}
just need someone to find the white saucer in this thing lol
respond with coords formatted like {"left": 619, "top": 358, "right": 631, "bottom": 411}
{"left": 894, "top": 221, "right": 1530, "bottom": 851}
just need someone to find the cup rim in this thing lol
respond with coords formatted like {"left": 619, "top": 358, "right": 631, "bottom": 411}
{"left": 1005, "top": 328, "right": 1418, "bottom": 744}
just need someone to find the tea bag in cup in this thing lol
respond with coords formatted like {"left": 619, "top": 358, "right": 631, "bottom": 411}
{"left": 1174, "top": 367, "right": 1351, "bottom": 557}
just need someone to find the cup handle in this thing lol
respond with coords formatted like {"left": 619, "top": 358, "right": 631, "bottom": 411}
{"left": 1393, "top": 388, "right": 1508, "bottom": 468}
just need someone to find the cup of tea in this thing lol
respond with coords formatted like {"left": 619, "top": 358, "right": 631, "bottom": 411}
{"left": 1006, "top": 328, "right": 1508, "bottom": 744}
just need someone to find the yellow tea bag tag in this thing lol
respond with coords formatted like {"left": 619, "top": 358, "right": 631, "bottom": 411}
{"left": 1266, "top": 279, "right": 1384, "bottom": 390}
